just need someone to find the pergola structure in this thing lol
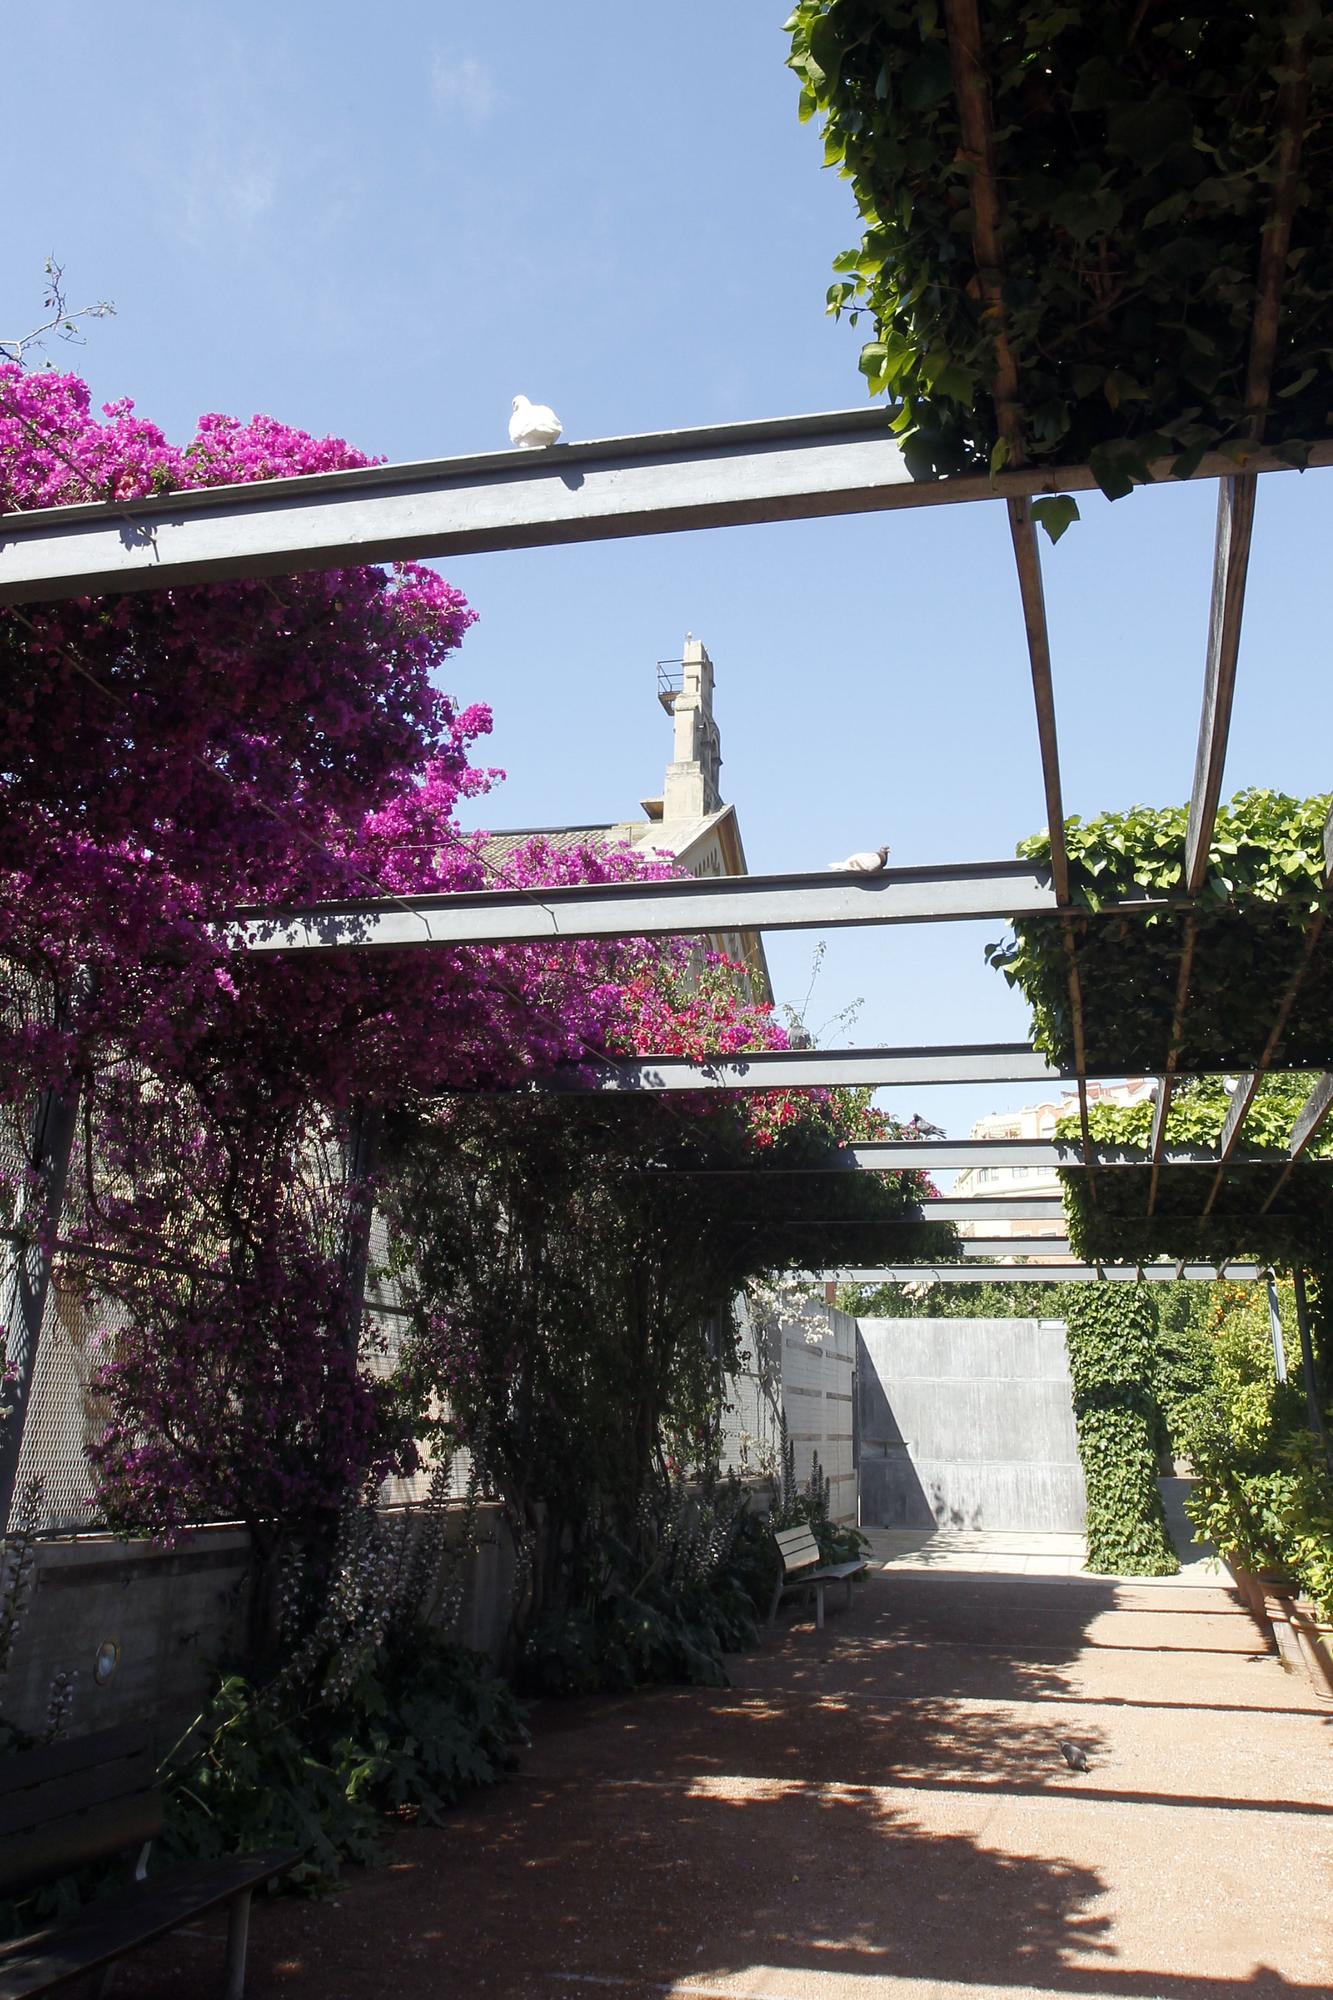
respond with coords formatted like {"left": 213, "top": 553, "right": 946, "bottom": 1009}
{"left": 3, "top": 406, "right": 1328, "bottom": 1293}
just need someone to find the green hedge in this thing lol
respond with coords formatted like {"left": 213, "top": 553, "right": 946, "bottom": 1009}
{"left": 1064, "top": 1286, "right": 1178, "bottom": 1576}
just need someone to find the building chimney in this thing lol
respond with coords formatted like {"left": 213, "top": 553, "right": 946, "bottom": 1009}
{"left": 661, "top": 635, "right": 723, "bottom": 819}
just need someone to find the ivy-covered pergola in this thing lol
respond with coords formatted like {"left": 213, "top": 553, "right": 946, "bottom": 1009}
{"left": 4, "top": 10, "right": 1331, "bottom": 1342}
{"left": 3, "top": 409, "right": 1328, "bottom": 1282}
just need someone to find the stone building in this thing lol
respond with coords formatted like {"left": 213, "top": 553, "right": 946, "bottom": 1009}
{"left": 952, "top": 1078, "right": 1156, "bottom": 1250}
{"left": 482, "top": 634, "right": 772, "bottom": 1002}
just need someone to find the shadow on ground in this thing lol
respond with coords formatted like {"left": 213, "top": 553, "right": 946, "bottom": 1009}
{"left": 123, "top": 1570, "right": 1330, "bottom": 2000}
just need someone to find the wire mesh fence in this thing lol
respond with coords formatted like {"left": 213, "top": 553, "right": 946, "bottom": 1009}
{"left": 2, "top": 1131, "right": 462, "bottom": 1536}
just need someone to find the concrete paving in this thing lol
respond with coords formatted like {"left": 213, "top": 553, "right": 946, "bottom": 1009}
{"left": 863, "top": 1527, "right": 1224, "bottom": 1586}
{"left": 128, "top": 1553, "right": 1331, "bottom": 2000}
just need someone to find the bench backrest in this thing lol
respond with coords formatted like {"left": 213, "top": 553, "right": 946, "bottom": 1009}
{"left": 0, "top": 1724, "right": 161, "bottom": 1897}
{"left": 775, "top": 1524, "right": 822, "bottom": 1577}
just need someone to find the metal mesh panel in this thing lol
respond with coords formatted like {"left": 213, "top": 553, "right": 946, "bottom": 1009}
{"left": 1, "top": 977, "right": 476, "bottom": 1532}
{"left": 9, "top": 1258, "right": 118, "bottom": 1531}
{"left": 366, "top": 1209, "right": 475, "bottom": 1505}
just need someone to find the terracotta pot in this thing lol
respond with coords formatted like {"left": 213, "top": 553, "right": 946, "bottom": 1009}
{"left": 1290, "top": 1601, "right": 1333, "bottom": 1705}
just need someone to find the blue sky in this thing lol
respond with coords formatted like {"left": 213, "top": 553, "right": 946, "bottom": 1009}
{"left": 8, "top": 1, "right": 1332, "bottom": 1145}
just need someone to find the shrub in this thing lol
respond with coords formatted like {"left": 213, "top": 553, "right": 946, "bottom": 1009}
{"left": 521, "top": 1474, "right": 765, "bottom": 1696}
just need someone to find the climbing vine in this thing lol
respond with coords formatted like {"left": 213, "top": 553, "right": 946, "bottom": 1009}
{"left": 785, "top": 3, "right": 1333, "bottom": 494}
{"left": 987, "top": 791, "right": 1333, "bottom": 1073}
{"left": 1063, "top": 1286, "right": 1178, "bottom": 1576}
{"left": 1054, "top": 1080, "right": 1333, "bottom": 1270}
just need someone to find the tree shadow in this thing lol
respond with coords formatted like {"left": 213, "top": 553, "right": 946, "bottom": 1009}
{"left": 119, "top": 1569, "right": 1328, "bottom": 1999}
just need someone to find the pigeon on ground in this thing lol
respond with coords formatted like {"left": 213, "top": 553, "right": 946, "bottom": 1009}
{"left": 1058, "top": 1739, "right": 1091, "bottom": 1771}
{"left": 508, "top": 394, "right": 563, "bottom": 448}
{"left": 828, "top": 844, "right": 891, "bottom": 874}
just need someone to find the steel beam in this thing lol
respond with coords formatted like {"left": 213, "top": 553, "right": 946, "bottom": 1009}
{"left": 1184, "top": 476, "right": 1258, "bottom": 893}
{"left": 811, "top": 1263, "right": 1261, "bottom": 1286}
{"left": 1288, "top": 1071, "right": 1333, "bottom": 1161}
{"left": 1253, "top": 1070, "right": 1333, "bottom": 1218}
{"left": 552, "top": 1041, "right": 1065, "bottom": 1092}
{"left": 2, "top": 411, "right": 1330, "bottom": 606}
{"left": 754, "top": 1198, "right": 1065, "bottom": 1222}
{"left": 781, "top": 1236, "right": 1075, "bottom": 1257}
{"left": 0, "top": 1080, "right": 80, "bottom": 1530}
{"left": 1203, "top": 798, "right": 1333, "bottom": 1210}
{"left": 231, "top": 859, "right": 1085, "bottom": 951}
{"left": 639, "top": 1138, "right": 1306, "bottom": 1174}
{"left": 953, "top": 1237, "right": 1071, "bottom": 1257}
{"left": 1216, "top": 1071, "right": 1263, "bottom": 1163}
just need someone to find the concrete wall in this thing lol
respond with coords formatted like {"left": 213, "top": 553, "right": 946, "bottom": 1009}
{"left": 0, "top": 1527, "right": 252, "bottom": 1748}
{"left": 0, "top": 1503, "right": 518, "bottom": 1746}
{"left": 857, "top": 1317, "right": 1086, "bottom": 1532}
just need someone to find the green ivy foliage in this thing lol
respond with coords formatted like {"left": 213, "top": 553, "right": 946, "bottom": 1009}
{"left": 1063, "top": 1286, "right": 1179, "bottom": 1575}
{"left": 1054, "top": 1079, "right": 1333, "bottom": 1268}
{"left": 1175, "top": 1282, "right": 1333, "bottom": 1614}
{"left": 988, "top": 790, "right": 1333, "bottom": 1072}
{"left": 785, "top": 3, "right": 1333, "bottom": 493}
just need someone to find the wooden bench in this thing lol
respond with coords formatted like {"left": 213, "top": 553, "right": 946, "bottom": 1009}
{"left": 769, "top": 1523, "right": 869, "bottom": 1631}
{"left": 0, "top": 1724, "right": 299, "bottom": 1999}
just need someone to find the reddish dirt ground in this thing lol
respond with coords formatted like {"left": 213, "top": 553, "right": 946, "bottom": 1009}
{"left": 121, "top": 1567, "right": 1330, "bottom": 1999}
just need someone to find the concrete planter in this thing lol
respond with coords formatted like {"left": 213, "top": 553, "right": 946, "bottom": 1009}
{"left": 1259, "top": 1581, "right": 1306, "bottom": 1675}
{"left": 1290, "top": 1600, "right": 1333, "bottom": 1704}
{"left": 1224, "top": 1559, "right": 1276, "bottom": 1647}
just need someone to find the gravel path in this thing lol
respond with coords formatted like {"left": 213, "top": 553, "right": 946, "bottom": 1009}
{"left": 129, "top": 1561, "right": 1331, "bottom": 1999}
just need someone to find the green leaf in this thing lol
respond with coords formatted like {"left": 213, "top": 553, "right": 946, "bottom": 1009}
{"left": 899, "top": 44, "right": 952, "bottom": 113}
{"left": 1107, "top": 93, "right": 1195, "bottom": 169}
{"left": 1031, "top": 495, "right": 1081, "bottom": 544}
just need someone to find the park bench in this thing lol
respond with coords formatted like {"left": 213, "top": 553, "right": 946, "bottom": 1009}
{"left": 769, "top": 1523, "right": 869, "bottom": 1631}
{"left": 0, "top": 1723, "right": 299, "bottom": 1999}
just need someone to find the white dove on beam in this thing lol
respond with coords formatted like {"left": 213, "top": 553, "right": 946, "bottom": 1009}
{"left": 508, "top": 394, "right": 563, "bottom": 448}
{"left": 828, "top": 844, "right": 891, "bottom": 873}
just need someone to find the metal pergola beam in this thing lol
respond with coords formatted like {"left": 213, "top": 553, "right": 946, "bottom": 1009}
{"left": 639, "top": 1139, "right": 1314, "bottom": 1174}
{"left": 1146, "top": 42, "right": 1309, "bottom": 1216}
{"left": 1184, "top": 476, "right": 1259, "bottom": 893}
{"left": 232, "top": 858, "right": 1105, "bottom": 951}
{"left": 551, "top": 1041, "right": 1066, "bottom": 1092}
{"left": 912, "top": 1198, "right": 1064, "bottom": 1221}
{"left": 763, "top": 1197, "right": 1066, "bottom": 1221}
{"left": 1204, "top": 798, "right": 1333, "bottom": 1209}
{"left": 1150, "top": 474, "right": 1259, "bottom": 1209}
{"left": 814, "top": 1263, "right": 1261, "bottom": 1286}
{"left": 1290, "top": 1072, "right": 1333, "bottom": 1157}
{"left": 2, "top": 412, "right": 1329, "bottom": 608}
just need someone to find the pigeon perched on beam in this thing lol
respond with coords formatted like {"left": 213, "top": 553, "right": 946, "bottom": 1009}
{"left": 508, "top": 394, "right": 563, "bottom": 448}
{"left": 828, "top": 844, "right": 890, "bottom": 874}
